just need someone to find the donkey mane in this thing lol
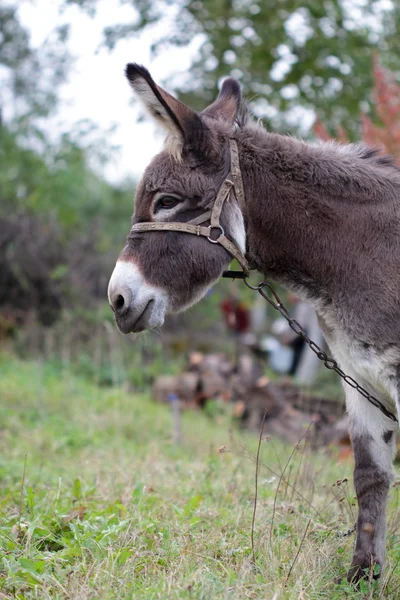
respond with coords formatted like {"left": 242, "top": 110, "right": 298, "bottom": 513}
{"left": 308, "top": 140, "right": 400, "bottom": 173}
{"left": 238, "top": 108, "right": 400, "bottom": 174}
{"left": 232, "top": 121, "right": 400, "bottom": 204}
{"left": 353, "top": 146, "right": 399, "bottom": 169}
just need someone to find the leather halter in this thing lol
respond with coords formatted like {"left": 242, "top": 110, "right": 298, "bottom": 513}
{"left": 130, "top": 139, "right": 250, "bottom": 275}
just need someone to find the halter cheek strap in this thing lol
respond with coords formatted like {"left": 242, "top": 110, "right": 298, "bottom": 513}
{"left": 129, "top": 139, "right": 250, "bottom": 276}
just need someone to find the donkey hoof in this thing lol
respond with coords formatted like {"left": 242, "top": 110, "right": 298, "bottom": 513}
{"left": 346, "top": 555, "right": 381, "bottom": 585}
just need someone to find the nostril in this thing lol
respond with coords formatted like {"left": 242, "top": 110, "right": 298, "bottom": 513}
{"left": 110, "top": 290, "right": 130, "bottom": 316}
{"left": 114, "top": 294, "right": 125, "bottom": 311}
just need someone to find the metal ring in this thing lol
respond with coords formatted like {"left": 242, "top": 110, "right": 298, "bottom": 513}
{"left": 244, "top": 278, "right": 265, "bottom": 291}
{"left": 207, "top": 225, "right": 224, "bottom": 243}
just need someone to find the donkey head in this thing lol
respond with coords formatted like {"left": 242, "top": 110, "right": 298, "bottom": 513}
{"left": 108, "top": 64, "right": 246, "bottom": 333}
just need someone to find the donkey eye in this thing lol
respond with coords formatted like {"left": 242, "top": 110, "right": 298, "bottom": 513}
{"left": 156, "top": 196, "right": 181, "bottom": 210}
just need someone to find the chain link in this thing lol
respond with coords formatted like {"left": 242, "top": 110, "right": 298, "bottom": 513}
{"left": 244, "top": 278, "right": 398, "bottom": 423}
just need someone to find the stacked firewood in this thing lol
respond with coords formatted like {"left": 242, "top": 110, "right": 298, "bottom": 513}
{"left": 152, "top": 352, "right": 350, "bottom": 447}
{"left": 152, "top": 352, "right": 234, "bottom": 407}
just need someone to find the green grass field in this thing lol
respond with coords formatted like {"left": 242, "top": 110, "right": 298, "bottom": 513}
{"left": 0, "top": 352, "right": 399, "bottom": 599}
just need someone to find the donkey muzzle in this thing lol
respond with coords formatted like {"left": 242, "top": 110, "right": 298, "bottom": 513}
{"left": 108, "top": 261, "right": 168, "bottom": 333}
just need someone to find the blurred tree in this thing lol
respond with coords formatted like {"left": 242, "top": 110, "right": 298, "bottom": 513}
{"left": 0, "top": 121, "right": 134, "bottom": 324}
{"left": 314, "top": 58, "right": 400, "bottom": 162}
{"left": 0, "top": 5, "right": 71, "bottom": 123}
{"left": 67, "top": 0, "right": 400, "bottom": 137}
{"left": 0, "top": 4, "right": 135, "bottom": 326}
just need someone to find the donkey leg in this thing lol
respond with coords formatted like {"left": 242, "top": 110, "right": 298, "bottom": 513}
{"left": 345, "top": 387, "right": 397, "bottom": 583}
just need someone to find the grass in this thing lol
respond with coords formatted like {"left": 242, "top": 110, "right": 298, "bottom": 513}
{"left": 0, "top": 352, "right": 399, "bottom": 599}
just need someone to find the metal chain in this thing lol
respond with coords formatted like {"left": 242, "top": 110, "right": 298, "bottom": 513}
{"left": 244, "top": 278, "right": 398, "bottom": 423}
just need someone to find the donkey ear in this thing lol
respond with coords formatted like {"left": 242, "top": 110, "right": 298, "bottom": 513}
{"left": 201, "top": 78, "right": 242, "bottom": 124}
{"left": 125, "top": 63, "right": 203, "bottom": 142}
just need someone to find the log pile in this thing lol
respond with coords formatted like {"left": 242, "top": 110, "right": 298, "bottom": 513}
{"left": 152, "top": 352, "right": 350, "bottom": 447}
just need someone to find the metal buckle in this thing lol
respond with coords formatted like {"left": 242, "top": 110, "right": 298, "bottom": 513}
{"left": 207, "top": 225, "right": 224, "bottom": 243}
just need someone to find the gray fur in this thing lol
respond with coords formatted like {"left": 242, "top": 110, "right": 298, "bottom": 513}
{"left": 110, "top": 66, "right": 400, "bottom": 583}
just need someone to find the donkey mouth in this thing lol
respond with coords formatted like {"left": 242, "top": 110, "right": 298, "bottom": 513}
{"left": 115, "top": 299, "right": 156, "bottom": 334}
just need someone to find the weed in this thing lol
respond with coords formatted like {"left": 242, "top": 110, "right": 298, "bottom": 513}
{"left": 0, "top": 352, "right": 398, "bottom": 599}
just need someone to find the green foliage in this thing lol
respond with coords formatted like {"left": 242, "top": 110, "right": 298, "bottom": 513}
{"left": 315, "top": 57, "right": 400, "bottom": 162}
{"left": 0, "top": 4, "right": 136, "bottom": 326}
{"left": 0, "top": 121, "right": 134, "bottom": 324}
{"left": 0, "top": 5, "right": 70, "bottom": 120}
{"left": 0, "top": 123, "right": 133, "bottom": 240}
{"left": 0, "top": 352, "right": 398, "bottom": 598}
{"left": 74, "top": 0, "right": 400, "bottom": 136}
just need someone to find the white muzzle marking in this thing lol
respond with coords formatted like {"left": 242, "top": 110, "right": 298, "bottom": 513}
{"left": 108, "top": 261, "right": 168, "bottom": 333}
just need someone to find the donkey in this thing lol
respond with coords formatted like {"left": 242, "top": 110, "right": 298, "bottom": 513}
{"left": 108, "top": 64, "right": 399, "bottom": 582}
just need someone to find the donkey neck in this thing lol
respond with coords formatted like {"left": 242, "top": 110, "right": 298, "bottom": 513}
{"left": 235, "top": 126, "right": 400, "bottom": 308}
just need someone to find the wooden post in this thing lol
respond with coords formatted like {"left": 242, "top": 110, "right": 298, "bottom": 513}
{"left": 169, "top": 393, "right": 181, "bottom": 444}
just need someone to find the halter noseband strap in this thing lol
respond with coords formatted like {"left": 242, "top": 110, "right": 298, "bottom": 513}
{"left": 130, "top": 139, "right": 250, "bottom": 276}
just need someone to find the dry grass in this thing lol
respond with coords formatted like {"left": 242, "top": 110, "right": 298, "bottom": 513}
{"left": 0, "top": 352, "right": 399, "bottom": 599}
